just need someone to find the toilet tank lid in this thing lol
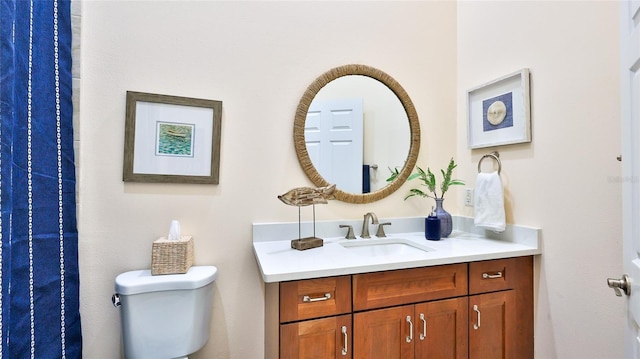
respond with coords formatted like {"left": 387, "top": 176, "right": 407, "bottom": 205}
{"left": 115, "top": 265, "right": 218, "bottom": 295}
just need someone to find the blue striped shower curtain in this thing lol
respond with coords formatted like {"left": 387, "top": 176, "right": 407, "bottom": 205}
{"left": 0, "top": 0, "right": 82, "bottom": 358}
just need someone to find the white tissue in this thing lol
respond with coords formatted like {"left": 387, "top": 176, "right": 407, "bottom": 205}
{"left": 168, "top": 220, "right": 181, "bottom": 241}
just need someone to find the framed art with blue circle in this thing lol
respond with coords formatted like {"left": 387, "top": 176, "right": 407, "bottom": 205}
{"left": 467, "top": 69, "right": 531, "bottom": 149}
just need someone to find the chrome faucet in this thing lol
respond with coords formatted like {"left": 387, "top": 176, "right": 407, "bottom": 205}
{"left": 361, "top": 212, "right": 379, "bottom": 238}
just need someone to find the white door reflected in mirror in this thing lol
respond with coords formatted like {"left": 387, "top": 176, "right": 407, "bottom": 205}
{"left": 305, "top": 98, "right": 363, "bottom": 194}
{"left": 307, "top": 75, "right": 410, "bottom": 194}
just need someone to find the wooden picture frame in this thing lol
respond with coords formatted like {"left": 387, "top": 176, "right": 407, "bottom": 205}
{"left": 123, "top": 91, "right": 222, "bottom": 184}
{"left": 467, "top": 69, "right": 531, "bottom": 149}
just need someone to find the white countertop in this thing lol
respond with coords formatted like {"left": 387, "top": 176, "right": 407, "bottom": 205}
{"left": 252, "top": 216, "right": 541, "bottom": 283}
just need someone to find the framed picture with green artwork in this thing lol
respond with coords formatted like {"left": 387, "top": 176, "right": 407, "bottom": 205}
{"left": 123, "top": 91, "right": 222, "bottom": 184}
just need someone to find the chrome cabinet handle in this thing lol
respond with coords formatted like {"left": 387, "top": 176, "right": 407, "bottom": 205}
{"left": 406, "top": 316, "right": 413, "bottom": 343}
{"left": 419, "top": 313, "right": 426, "bottom": 341}
{"left": 341, "top": 325, "right": 348, "bottom": 355}
{"left": 482, "top": 271, "right": 503, "bottom": 279}
{"left": 302, "top": 293, "right": 331, "bottom": 302}
{"left": 473, "top": 305, "right": 481, "bottom": 330}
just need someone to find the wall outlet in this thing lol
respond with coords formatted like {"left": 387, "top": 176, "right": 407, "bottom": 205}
{"left": 464, "top": 188, "right": 474, "bottom": 207}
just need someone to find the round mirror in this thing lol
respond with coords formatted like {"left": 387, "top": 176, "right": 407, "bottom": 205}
{"left": 294, "top": 64, "right": 420, "bottom": 204}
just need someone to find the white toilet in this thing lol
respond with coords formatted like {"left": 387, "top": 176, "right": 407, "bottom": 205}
{"left": 113, "top": 265, "right": 218, "bottom": 359}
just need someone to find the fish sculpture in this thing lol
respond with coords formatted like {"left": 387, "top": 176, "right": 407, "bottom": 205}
{"left": 278, "top": 184, "right": 336, "bottom": 207}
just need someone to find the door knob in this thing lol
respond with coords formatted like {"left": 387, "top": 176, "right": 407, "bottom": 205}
{"left": 607, "top": 274, "right": 630, "bottom": 297}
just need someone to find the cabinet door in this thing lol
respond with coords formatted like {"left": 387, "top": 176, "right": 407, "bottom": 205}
{"left": 469, "top": 290, "right": 516, "bottom": 359}
{"left": 280, "top": 314, "right": 352, "bottom": 359}
{"left": 414, "top": 297, "right": 468, "bottom": 359}
{"left": 353, "top": 305, "right": 414, "bottom": 359}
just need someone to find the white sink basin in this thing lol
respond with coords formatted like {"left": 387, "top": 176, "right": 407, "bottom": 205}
{"left": 340, "top": 238, "right": 433, "bottom": 257}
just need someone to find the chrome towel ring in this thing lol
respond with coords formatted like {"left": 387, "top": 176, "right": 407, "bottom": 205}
{"left": 477, "top": 151, "right": 502, "bottom": 174}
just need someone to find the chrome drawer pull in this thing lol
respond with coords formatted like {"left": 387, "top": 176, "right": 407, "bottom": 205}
{"left": 302, "top": 293, "right": 331, "bottom": 302}
{"left": 482, "top": 271, "right": 503, "bottom": 279}
{"left": 473, "top": 305, "right": 481, "bottom": 330}
{"left": 406, "top": 316, "right": 413, "bottom": 343}
{"left": 341, "top": 325, "right": 348, "bottom": 355}
{"left": 419, "top": 313, "right": 426, "bottom": 341}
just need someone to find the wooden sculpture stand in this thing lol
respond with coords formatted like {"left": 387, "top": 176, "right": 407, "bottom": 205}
{"left": 291, "top": 237, "right": 323, "bottom": 250}
{"left": 291, "top": 204, "right": 324, "bottom": 251}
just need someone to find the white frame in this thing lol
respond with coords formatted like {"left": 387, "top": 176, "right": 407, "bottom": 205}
{"left": 467, "top": 69, "right": 531, "bottom": 149}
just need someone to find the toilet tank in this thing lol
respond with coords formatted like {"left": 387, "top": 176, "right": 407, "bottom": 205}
{"left": 114, "top": 266, "right": 218, "bottom": 359}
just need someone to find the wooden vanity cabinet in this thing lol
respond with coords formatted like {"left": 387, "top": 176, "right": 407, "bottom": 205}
{"left": 279, "top": 276, "right": 352, "bottom": 358}
{"left": 468, "top": 256, "right": 534, "bottom": 359}
{"left": 277, "top": 256, "right": 533, "bottom": 359}
{"left": 353, "top": 297, "right": 469, "bottom": 359}
{"left": 352, "top": 263, "right": 468, "bottom": 359}
{"left": 280, "top": 314, "right": 352, "bottom": 359}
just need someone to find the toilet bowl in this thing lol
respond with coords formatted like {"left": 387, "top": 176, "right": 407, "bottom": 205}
{"left": 113, "top": 266, "right": 218, "bottom": 359}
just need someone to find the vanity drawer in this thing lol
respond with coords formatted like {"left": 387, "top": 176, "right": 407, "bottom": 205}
{"left": 280, "top": 276, "right": 352, "bottom": 323}
{"left": 352, "top": 263, "right": 468, "bottom": 311}
{"left": 469, "top": 257, "right": 519, "bottom": 294}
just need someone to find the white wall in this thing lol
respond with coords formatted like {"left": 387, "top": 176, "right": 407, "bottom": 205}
{"left": 78, "top": 2, "right": 457, "bottom": 358}
{"left": 456, "top": 1, "right": 622, "bottom": 358}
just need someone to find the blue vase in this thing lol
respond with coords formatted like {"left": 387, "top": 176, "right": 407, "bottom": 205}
{"left": 434, "top": 198, "right": 452, "bottom": 237}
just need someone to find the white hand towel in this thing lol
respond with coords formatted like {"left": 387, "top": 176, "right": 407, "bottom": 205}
{"left": 474, "top": 171, "right": 506, "bottom": 232}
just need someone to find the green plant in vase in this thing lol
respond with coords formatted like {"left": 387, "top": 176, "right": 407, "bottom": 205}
{"left": 389, "top": 158, "right": 464, "bottom": 237}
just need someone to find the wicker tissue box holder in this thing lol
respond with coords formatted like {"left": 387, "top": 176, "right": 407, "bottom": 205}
{"left": 151, "top": 236, "right": 193, "bottom": 275}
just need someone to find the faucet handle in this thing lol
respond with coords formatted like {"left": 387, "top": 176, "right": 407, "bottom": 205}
{"left": 376, "top": 222, "right": 392, "bottom": 237}
{"left": 339, "top": 225, "right": 356, "bottom": 239}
